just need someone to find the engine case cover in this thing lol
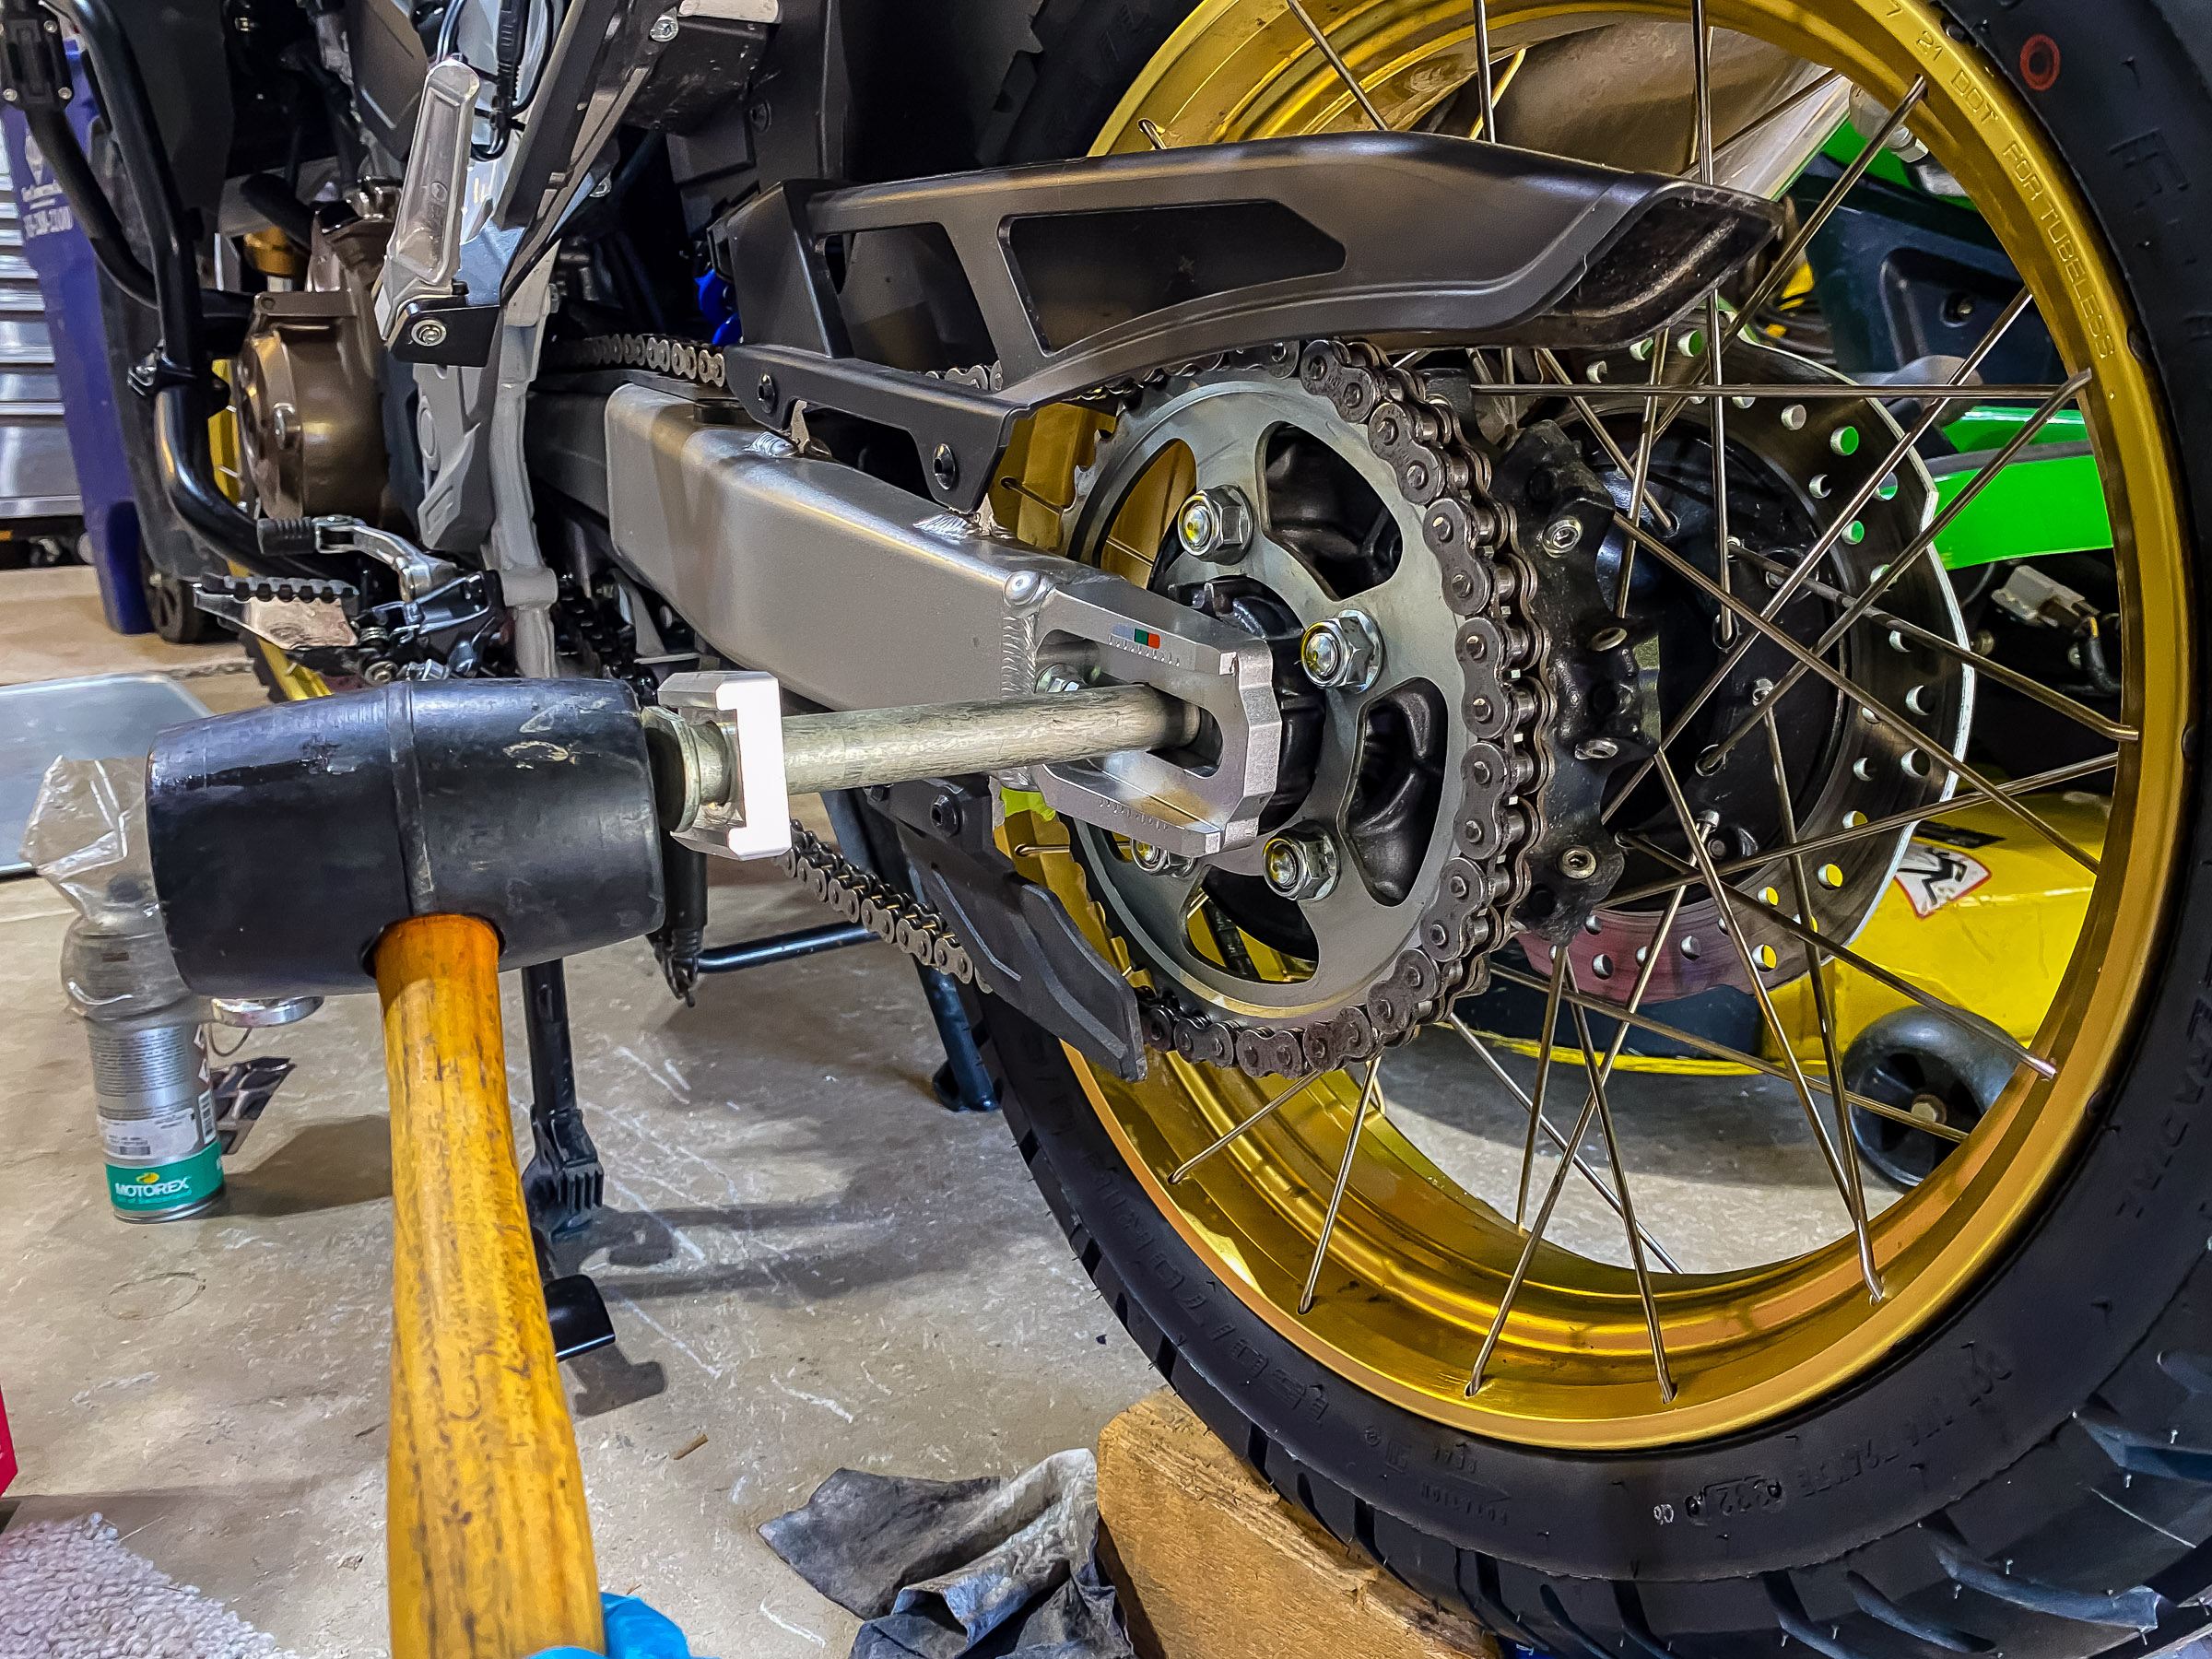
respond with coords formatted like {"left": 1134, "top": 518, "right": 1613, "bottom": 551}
{"left": 234, "top": 215, "right": 393, "bottom": 519}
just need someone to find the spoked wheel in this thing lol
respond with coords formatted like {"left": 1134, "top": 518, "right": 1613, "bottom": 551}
{"left": 975, "top": 3, "right": 2212, "bottom": 1654}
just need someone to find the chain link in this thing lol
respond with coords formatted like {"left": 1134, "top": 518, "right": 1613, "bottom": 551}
{"left": 544, "top": 333, "right": 730, "bottom": 386}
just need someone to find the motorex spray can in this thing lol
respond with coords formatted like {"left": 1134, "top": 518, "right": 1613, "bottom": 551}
{"left": 24, "top": 758, "right": 225, "bottom": 1221}
{"left": 88, "top": 1007, "right": 222, "bottom": 1221}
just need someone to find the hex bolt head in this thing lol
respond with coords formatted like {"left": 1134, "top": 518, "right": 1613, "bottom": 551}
{"left": 1033, "top": 663, "right": 1085, "bottom": 695}
{"left": 1132, "top": 841, "right": 1194, "bottom": 878}
{"left": 649, "top": 12, "right": 678, "bottom": 40}
{"left": 932, "top": 443, "right": 960, "bottom": 490}
{"left": 1539, "top": 515, "right": 1584, "bottom": 556}
{"left": 755, "top": 372, "right": 778, "bottom": 408}
{"left": 409, "top": 317, "right": 449, "bottom": 348}
{"left": 1558, "top": 845, "right": 1600, "bottom": 880}
{"left": 1174, "top": 486, "right": 1253, "bottom": 562}
{"left": 1299, "top": 609, "right": 1383, "bottom": 691}
{"left": 1263, "top": 827, "right": 1340, "bottom": 901}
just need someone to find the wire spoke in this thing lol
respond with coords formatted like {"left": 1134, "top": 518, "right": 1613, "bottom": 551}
{"left": 1535, "top": 347, "right": 1680, "bottom": 535}
{"left": 1692, "top": 0, "right": 1732, "bottom": 643}
{"left": 1733, "top": 77, "right": 1928, "bottom": 330}
{"left": 1287, "top": 0, "right": 1390, "bottom": 131}
{"left": 1618, "top": 514, "right": 2102, "bottom": 876}
{"left": 1699, "top": 366, "right": 2095, "bottom": 771}
{"left": 1566, "top": 76, "right": 1934, "bottom": 476}
{"left": 1299, "top": 1059, "right": 1383, "bottom": 1314}
{"left": 1488, "top": 964, "right": 1969, "bottom": 1142}
{"left": 1676, "top": 71, "right": 1846, "bottom": 179}
{"left": 1171, "top": 1074, "right": 1324, "bottom": 1183}
{"left": 1470, "top": 1, "right": 1496, "bottom": 139}
{"left": 1652, "top": 757, "right": 1871, "bottom": 1266}
{"left": 1621, "top": 825, "right": 2057, "bottom": 1080}
{"left": 1444, "top": 1014, "right": 1686, "bottom": 1273}
{"left": 1462, "top": 382, "right": 2076, "bottom": 401}
{"left": 1462, "top": 888, "right": 1693, "bottom": 1394}
{"left": 1763, "top": 711, "right": 1881, "bottom": 1299}
{"left": 1465, "top": 1083, "right": 1606, "bottom": 1394}
{"left": 1601, "top": 288, "right": 2041, "bottom": 820}
{"left": 1721, "top": 542, "right": 2136, "bottom": 745}
{"left": 1604, "top": 751, "right": 2120, "bottom": 907}
{"left": 1616, "top": 327, "right": 1673, "bottom": 612}
{"left": 1516, "top": 946, "right": 1572, "bottom": 1224}
{"left": 1567, "top": 990, "right": 1676, "bottom": 1398}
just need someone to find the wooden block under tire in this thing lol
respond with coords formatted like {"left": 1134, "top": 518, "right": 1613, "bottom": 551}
{"left": 1096, "top": 1390, "right": 1499, "bottom": 1659}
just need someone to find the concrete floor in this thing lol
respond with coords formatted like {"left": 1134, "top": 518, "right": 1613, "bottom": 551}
{"left": 0, "top": 567, "right": 1862, "bottom": 1654}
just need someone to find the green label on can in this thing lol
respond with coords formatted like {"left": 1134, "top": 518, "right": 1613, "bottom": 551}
{"left": 108, "top": 1141, "right": 223, "bottom": 1214}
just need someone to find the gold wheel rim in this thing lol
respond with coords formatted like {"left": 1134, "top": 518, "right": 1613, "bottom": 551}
{"left": 1003, "top": 0, "right": 2192, "bottom": 1449}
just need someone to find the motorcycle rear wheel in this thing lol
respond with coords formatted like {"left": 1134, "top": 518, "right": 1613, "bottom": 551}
{"left": 979, "top": 4, "right": 2212, "bottom": 1655}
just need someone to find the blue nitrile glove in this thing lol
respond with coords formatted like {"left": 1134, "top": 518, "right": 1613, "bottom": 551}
{"left": 532, "top": 1592, "right": 707, "bottom": 1658}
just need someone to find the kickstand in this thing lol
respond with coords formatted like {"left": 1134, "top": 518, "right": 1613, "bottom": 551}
{"left": 916, "top": 964, "right": 997, "bottom": 1112}
{"left": 520, "top": 960, "right": 605, "bottom": 1238}
{"left": 821, "top": 788, "right": 1000, "bottom": 1112}
{"left": 530, "top": 1222, "right": 617, "bottom": 1361}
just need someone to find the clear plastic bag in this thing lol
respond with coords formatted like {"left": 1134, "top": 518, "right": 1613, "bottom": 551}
{"left": 20, "top": 757, "right": 192, "bottom": 1021}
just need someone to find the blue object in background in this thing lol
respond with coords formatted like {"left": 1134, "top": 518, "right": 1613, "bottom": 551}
{"left": 2, "top": 44, "right": 152, "bottom": 635}
{"left": 532, "top": 1592, "right": 711, "bottom": 1658}
{"left": 695, "top": 269, "right": 740, "bottom": 347}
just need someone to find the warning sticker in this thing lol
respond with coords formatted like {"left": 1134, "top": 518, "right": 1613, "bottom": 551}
{"left": 1893, "top": 841, "right": 1993, "bottom": 918}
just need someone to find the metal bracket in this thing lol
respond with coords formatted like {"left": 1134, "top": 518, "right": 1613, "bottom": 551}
{"left": 875, "top": 777, "right": 1147, "bottom": 1081}
{"left": 713, "top": 133, "right": 1782, "bottom": 508}
{"left": 651, "top": 669, "right": 792, "bottom": 860}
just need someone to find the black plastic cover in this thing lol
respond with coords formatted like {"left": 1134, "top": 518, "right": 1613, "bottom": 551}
{"left": 148, "top": 680, "right": 664, "bottom": 998}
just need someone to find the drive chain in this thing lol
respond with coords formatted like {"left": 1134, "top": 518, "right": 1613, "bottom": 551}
{"left": 782, "top": 824, "right": 985, "bottom": 992}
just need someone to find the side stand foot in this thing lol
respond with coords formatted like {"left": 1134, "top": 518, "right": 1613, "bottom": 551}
{"left": 520, "top": 959, "right": 605, "bottom": 1238}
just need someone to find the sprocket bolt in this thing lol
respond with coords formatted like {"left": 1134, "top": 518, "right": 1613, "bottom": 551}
{"left": 1174, "top": 486, "right": 1253, "bottom": 562}
{"left": 1133, "top": 841, "right": 1194, "bottom": 878}
{"left": 1263, "top": 827, "right": 1340, "bottom": 901}
{"left": 1300, "top": 609, "right": 1383, "bottom": 691}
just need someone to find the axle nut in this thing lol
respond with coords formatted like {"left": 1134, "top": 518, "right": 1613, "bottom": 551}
{"left": 1300, "top": 609, "right": 1383, "bottom": 692}
{"left": 1263, "top": 827, "right": 1339, "bottom": 902}
{"left": 1174, "top": 486, "right": 1253, "bottom": 562}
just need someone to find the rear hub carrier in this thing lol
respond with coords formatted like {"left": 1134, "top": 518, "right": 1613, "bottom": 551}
{"left": 1541, "top": 337, "right": 1972, "bottom": 1004}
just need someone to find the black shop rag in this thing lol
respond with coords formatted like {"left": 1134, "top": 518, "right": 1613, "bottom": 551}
{"left": 759, "top": 1449, "right": 1135, "bottom": 1659}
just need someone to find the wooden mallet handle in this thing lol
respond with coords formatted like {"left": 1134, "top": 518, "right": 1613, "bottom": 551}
{"left": 378, "top": 914, "right": 604, "bottom": 1659}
